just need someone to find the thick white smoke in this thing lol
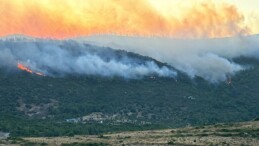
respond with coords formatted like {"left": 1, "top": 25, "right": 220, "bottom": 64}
{"left": 0, "top": 38, "right": 177, "bottom": 78}
{"left": 75, "top": 34, "right": 259, "bottom": 82}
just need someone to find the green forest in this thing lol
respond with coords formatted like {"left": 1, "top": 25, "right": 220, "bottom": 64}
{"left": 0, "top": 57, "right": 259, "bottom": 137}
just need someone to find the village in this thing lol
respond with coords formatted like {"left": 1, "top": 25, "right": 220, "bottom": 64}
{"left": 65, "top": 112, "right": 152, "bottom": 126}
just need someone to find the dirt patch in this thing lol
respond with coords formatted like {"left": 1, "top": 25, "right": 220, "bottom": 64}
{"left": 17, "top": 98, "right": 58, "bottom": 118}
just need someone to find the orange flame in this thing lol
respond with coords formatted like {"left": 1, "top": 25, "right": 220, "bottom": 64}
{"left": 17, "top": 63, "right": 45, "bottom": 76}
{"left": 17, "top": 63, "right": 33, "bottom": 74}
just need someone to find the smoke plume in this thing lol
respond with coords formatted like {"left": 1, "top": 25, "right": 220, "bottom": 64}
{"left": 77, "top": 34, "right": 259, "bottom": 82}
{"left": 0, "top": 38, "right": 176, "bottom": 78}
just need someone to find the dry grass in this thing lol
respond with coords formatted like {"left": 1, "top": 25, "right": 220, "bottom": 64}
{"left": 3, "top": 121, "right": 259, "bottom": 146}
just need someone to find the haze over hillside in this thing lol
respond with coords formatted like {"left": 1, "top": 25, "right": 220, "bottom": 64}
{"left": 0, "top": 35, "right": 176, "bottom": 79}
{"left": 0, "top": 34, "right": 259, "bottom": 137}
{"left": 74, "top": 34, "right": 259, "bottom": 82}
{"left": 1, "top": 34, "right": 259, "bottom": 83}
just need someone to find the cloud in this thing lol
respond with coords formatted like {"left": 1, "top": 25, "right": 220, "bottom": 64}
{"left": 0, "top": 39, "right": 177, "bottom": 78}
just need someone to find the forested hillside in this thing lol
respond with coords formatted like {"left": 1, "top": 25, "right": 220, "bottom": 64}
{"left": 0, "top": 50, "right": 258, "bottom": 137}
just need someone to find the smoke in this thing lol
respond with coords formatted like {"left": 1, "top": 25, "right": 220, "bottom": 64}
{"left": 0, "top": 0, "right": 257, "bottom": 82}
{"left": 172, "top": 53, "right": 244, "bottom": 82}
{"left": 1, "top": 35, "right": 259, "bottom": 82}
{"left": 0, "top": 0, "right": 250, "bottom": 38}
{"left": 0, "top": 39, "right": 176, "bottom": 78}
{"left": 77, "top": 34, "right": 259, "bottom": 82}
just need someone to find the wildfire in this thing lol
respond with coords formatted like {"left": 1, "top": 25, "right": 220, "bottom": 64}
{"left": 17, "top": 63, "right": 45, "bottom": 76}
{"left": 17, "top": 63, "right": 33, "bottom": 74}
{"left": 35, "top": 72, "right": 44, "bottom": 76}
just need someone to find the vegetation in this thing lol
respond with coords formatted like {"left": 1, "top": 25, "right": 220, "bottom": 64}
{"left": 4, "top": 120, "right": 257, "bottom": 146}
{"left": 0, "top": 57, "right": 259, "bottom": 137}
{"left": 61, "top": 142, "right": 108, "bottom": 146}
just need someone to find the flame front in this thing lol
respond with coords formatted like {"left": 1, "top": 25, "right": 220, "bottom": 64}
{"left": 17, "top": 63, "right": 33, "bottom": 74}
{"left": 17, "top": 63, "right": 44, "bottom": 76}
{"left": 35, "top": 72, "right": 44, "bottom": 76}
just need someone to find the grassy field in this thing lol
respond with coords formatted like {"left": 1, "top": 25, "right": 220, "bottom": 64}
{"left": 1, "top": 120, "right": 259, "bottom": 146}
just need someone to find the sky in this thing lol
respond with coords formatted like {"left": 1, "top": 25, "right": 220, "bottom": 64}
{"left": 0, "top": 0, "right": 258, "bottom": 39}
{"left": 1, "top": 0, "right": 259, "bottom": 82}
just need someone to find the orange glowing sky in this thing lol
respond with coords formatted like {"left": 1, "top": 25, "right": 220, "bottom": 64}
{"left": 0, "top": 0, "right": 258, "bottom": 39}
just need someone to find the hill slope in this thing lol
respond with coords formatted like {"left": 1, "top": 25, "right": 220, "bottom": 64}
{"left": 0, "top": 37, "right": 259, "bottom": 137}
